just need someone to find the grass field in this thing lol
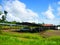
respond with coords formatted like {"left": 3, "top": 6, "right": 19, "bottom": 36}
{"left": 0, "top": 30, "right": 60, "bottom": 45}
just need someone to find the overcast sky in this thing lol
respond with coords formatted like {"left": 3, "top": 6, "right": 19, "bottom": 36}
{"left": 0, "top": 0, "right": 60, "bottom": 25}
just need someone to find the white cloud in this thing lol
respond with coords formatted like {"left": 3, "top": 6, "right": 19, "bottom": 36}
{"left": 42, "top": 5, "right": 55, "bottom": 20}
{"left": 0, "top": 5, "right": 3, "bottom": 20}
{"left": 57, "top": 1, "right": 60, "bottom": 16}
{"left": 58, "top": 1, "right": 60, "bottom": 5}
{"left": 3, "top": 0, "right": 39, "bottom": 23}
{"left": 0, "top": 5, "right": 2, "bottom": 11}
{"left": 0, "top": 15, "right": 2, "bottom": 20}
{"left": 57, "top": 7, "right": 60, "bottom": 15}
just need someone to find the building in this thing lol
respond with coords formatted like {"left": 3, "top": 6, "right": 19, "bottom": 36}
{"left": 42, "top": 24, "right": 56, "bottom": 30}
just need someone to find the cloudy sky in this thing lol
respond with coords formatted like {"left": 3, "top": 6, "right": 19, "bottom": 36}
{"left": 0, "top": 0, "right": 60, "bottom": 25}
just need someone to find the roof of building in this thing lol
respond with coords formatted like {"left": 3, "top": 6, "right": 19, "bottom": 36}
{"left": 43, "top": 24, "right": 53, "bottom": 26}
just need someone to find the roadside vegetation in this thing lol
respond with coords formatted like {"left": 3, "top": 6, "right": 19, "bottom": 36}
{"left": 0, "top": 30, "right": 60, "bottom": 45}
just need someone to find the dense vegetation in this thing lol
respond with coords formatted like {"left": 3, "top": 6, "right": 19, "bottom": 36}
{"left": 0, "top": 30, "right": 60, "bottom": 45}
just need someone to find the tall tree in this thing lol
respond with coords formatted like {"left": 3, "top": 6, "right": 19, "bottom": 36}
{"left": 4, "top": 10, "right": 8, "bottom": 21}
{"left": 1, "top": 15, "right": 5, "bottom": 22}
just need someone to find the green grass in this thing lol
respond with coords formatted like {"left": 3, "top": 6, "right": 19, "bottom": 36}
{"left": 0, "top": 30, "right": 60, "bottom": 45}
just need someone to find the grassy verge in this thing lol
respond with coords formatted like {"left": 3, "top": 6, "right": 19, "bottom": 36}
{"left": 0, "top": 30, "right": 60, "bottom": 45}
